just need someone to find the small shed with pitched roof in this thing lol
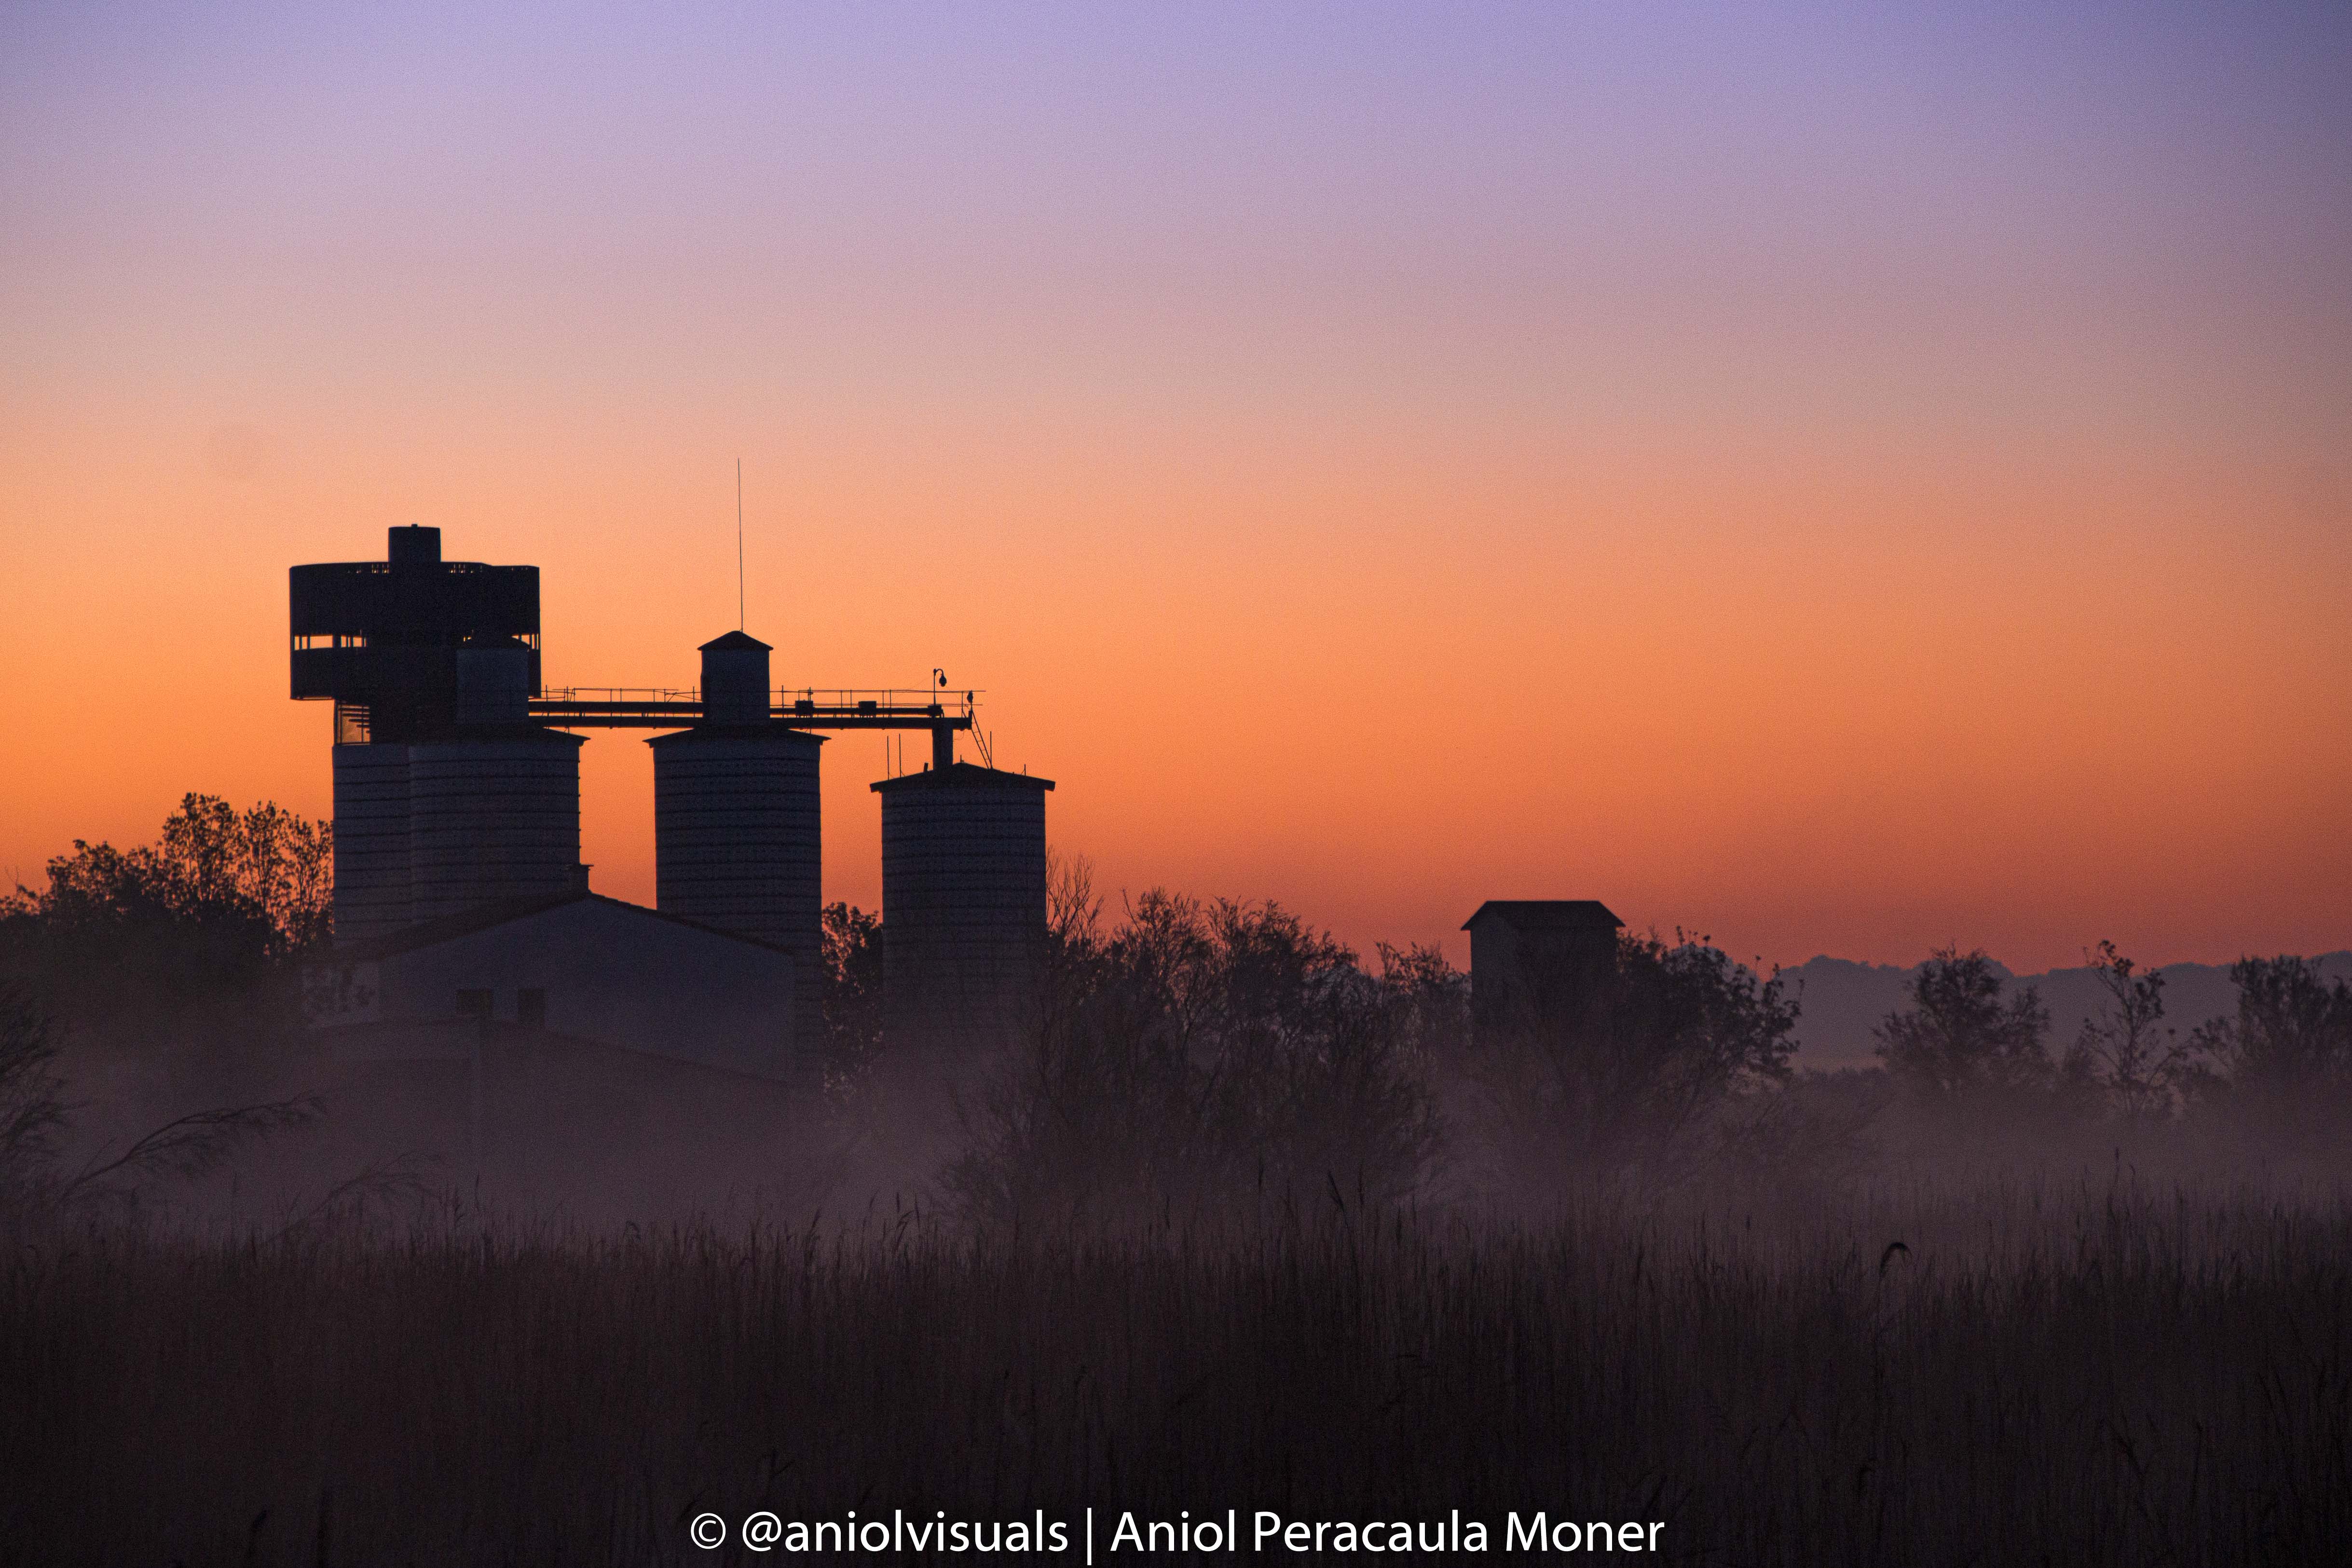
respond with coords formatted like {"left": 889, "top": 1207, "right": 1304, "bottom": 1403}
{"left": 1462, "top": 900, "right": 1625, "bottom": 1048}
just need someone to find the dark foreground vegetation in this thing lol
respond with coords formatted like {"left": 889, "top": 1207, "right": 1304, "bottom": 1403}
{"left": 4, "top": 802, "right": 2351, "bottom": 1564}
{"left": 4, "top": 1182, "right": 2349, "bottom": 1566}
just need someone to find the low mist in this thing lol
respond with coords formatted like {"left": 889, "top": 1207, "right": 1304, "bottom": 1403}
{"left": 5, "top": 802, "right": 2349, "bottom": 1565}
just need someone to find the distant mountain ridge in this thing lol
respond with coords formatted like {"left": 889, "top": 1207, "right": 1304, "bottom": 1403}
{"left": 1778, "top": 950, "right": 2352, "bottom": 1070}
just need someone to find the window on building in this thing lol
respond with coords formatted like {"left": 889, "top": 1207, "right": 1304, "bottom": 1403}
{"left": 518, "top": 988, "right": 547, "bottom": 1031}
{"left": 456, "top": 988, "right": 494, "bottom": 1019}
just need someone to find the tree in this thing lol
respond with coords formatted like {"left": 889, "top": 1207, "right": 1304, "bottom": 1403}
{"left": 1188, "top": 898, "right": 1440, "bottom": 1203}
{"left": 7, "top": 794, "right": 332, "bottom": 959}
{"left": 2062, "top": 941, "right": 2198, "bottom": 1121}
{"left": 2192, "top": 955, "right": 2352, "bottom": 1094}
{"left": 1873, "top": 946, "right": 2052, "bottom": 1098}
{"left": 947, "top": 887, "right": 1441, "bottom": 1225}
{"left": 1373, "top": 940, "right": 1469, "bottom": 1061}
{"left": 818, "top": 901, "right": 885, "bottom": 1097}
{"left": 0, "top": 794, "right": 332, "bottom": 1070}
{"left": 0, "top": 986, "right": 66, "bottom": 1201}
{"left": 1476, "top": 928, "right": 1800, "bottom": 1186}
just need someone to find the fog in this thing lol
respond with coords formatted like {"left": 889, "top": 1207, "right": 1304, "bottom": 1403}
{"left": 7, "top": 808, "right": 2350, "bottom": 1565}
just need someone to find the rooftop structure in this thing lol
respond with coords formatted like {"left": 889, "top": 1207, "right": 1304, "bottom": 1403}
{"left": 289, "top": 525, "right": 539, "bottom": 745}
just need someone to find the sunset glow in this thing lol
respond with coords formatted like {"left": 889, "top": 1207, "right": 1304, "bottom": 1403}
{"left": 5, "top": 3, "right": 2346, "bottom": 974}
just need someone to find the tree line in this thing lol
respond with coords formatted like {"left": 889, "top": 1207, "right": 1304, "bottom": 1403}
{"left": 1, "top": 795, "right": 333, "bottom": 1207}
{"left": 6, "top": 796, "right": 2345, "bottom": 1221}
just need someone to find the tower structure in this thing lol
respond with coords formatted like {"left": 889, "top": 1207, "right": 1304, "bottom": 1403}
{"left": 290, "top": 527, "right": 577, "bottom": 944}
{"left": 650, "top": 632, "right": 825, "bottom": 1049}
{"left": 873, "top": 761, "right": 1054, "bottom": 1052}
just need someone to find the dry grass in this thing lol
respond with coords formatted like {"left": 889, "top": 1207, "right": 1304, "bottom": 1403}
{"left": 3, "top": 1176, "right": 2347, "bottom": 1566}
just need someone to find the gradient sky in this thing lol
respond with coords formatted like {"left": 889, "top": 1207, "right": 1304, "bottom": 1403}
{"left": 3, "top": 2, "right": 2347, "bottom": 975}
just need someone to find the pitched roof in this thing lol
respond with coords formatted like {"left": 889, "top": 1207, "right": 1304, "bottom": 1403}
{"left": 1461, "top": 900, "right": 1624, "bottom": 933}
{"left": 871, "top": 760, "right": 1055, "bottom": 793}
{"left": 699, "top": 629, "right": 771, "bottom": 652}
{"left": 645, "top": 723, "right": 826, "bottom": 748}
{"left": 329, "top": 889, "right": 797, "bottom": 960}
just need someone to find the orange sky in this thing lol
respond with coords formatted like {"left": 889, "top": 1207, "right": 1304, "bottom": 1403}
{"left": 4, "top": 5, "right": 2348, "bottom": 974}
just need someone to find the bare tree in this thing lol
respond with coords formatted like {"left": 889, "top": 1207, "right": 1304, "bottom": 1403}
{"left": 2062, "top": 941, "right": 2198, "bottom": 1122}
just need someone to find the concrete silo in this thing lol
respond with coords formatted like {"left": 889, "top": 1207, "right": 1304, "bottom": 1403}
{"left": 872, "top": 762, "right": 1054, "bottom": 1052}
{"left": 650, "top": 632, "right": 824, "bottom": 1050}
{"left": 290, "top": 526, "right": 545, "bottom": 943}
{"left": 328, "top": 742, "right": 413, "bottom": 943}
{"left": 407, "top": 637, "right": 586, "bottom": 924}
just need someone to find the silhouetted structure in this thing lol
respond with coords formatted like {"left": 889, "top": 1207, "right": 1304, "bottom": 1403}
{"left": 292, "top": 525, "right": 1055, "bottom": 1072}
{"left": 650, "top": 633, "right": 825, "bottom": 1049}
{"left": 305, "top": 889, "right": 795, "bottom": 1080}
{"left": 291, "top": 529, "right": 575, "bottom": 944}
{"left": 289, "top": 524, "right": 540, "bottom": 745}
{"left": 329, "top": 742, "right": 415, "bottom": 939}
{"left": 874, "top": 763, "right": 1053, "bottom": 1052}
{"left": 1463, "top": 900, "right": 1624, "bottom": 1048}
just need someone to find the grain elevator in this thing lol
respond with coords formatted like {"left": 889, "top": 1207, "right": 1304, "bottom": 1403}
{"left": 649, "top": 632, "right": 826, "bottom": 1048}
{"left": 291, "top": 525, "right": 1053, "bottom": 1068}
{"left": 874, "top": 762, "right": 1054, "bottom": 1051}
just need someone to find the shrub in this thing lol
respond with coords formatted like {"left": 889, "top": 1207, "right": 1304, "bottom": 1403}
{"left": 1467, "top": 929, "right": 1800, "bottom": 1192}
{"left": 946, "top": 888, "right": 1441, "bottom": 1226}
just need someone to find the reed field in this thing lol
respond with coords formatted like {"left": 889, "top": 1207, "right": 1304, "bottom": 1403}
{"left": 9, "top": 813, "right": 2351, "bottom": 1562}
{"left": 4, "top": 1175, "right": 2348, "bottom": 1567}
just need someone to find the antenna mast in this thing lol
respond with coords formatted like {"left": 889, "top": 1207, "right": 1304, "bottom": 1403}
{"left": 736, "top": 458, "right": 745, "bottom": 631}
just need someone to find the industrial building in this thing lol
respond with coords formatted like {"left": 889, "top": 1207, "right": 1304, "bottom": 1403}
{"left": 290, "top": 526, "right": 1052, "bottom": 1080}
{"left": 303, "top": 889, "right": 796, "bottom": 1077}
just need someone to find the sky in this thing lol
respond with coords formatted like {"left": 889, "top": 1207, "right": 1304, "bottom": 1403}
{"left": 3, "top": 2, "right": 2347, "bottom": 975}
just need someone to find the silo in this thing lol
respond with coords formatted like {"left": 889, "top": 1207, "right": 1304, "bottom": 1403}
{"left": 407, "top": 731, "right": 585, "bottom": 922}
{"left": 409, "top": 639, "right": 584, "bottom": 923}
{"left": 329, "top": 742, "right": 412, "bottom": 944}
{"left": 454, "top": 633, "right": 534, "bottom": 725}
{"left": 872, "top": 762, "right": 1054, "bottom": 1052}
{"left": 650, "top": 632, "right": 824, "bottom": 1050}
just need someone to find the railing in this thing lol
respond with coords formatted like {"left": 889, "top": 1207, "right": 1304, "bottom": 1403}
{"left": 536, "top": 686, "right": 700, "bottom": 704}
{"left": 537, "top": 686, "right": 974, "bottom": 715}
{"left": 291, "top": 632, "right": 542, "bottom": 652}
{"left": 529, "top": 686, "right": 980, "bottom": 731}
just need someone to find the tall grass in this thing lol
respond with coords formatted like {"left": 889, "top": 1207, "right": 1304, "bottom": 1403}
{"left": 3, "top": 1177, "right": 2347, "bottom": 1565}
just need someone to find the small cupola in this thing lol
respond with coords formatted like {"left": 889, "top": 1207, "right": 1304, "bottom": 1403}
{"left": 699, "top": 630, "right": 771, "bottom": 724}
